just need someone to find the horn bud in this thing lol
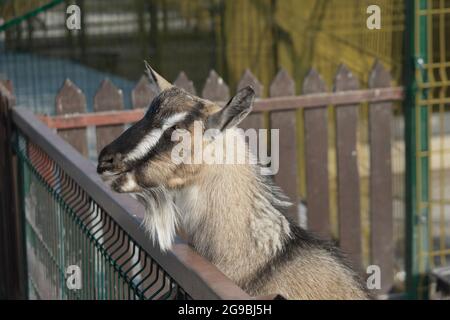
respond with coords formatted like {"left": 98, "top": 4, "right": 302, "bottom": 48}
{"left": 144, "top": 60, "right": 173, "bottom": 93}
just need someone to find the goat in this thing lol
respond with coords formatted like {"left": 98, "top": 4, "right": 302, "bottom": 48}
{"left": 97, "top": 63, "right": 369, "bottom": 299}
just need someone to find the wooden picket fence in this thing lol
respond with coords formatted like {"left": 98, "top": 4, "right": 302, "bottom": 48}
{"left": 38, "top": 61, "right": 404, "bottom": 294}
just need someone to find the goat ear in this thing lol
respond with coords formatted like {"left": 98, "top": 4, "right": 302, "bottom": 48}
{"left": 144, "top": 60, "right": 173, "bottom": 93}
{"left": 207, "top": 86, "right": 255, "bottom": 131}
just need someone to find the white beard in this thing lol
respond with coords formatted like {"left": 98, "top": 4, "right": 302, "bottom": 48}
{"left": 134, "top": 186, "right": 180, "bottom": 251}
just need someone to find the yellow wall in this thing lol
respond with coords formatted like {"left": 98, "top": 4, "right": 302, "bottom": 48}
{"left": 220, "top": 0, "right": 404, "bottom": 94}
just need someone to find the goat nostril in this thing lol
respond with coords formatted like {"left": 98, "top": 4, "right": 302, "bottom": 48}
{"left": 97, "top": 154, "right": 114, "bottom": 172}
{"left": 97, "top": 153, "right": 124, "bottom": 174}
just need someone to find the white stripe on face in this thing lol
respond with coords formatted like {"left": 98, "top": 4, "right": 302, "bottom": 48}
{"left": 125, "top": 112, "right": 188, "bottom": 162}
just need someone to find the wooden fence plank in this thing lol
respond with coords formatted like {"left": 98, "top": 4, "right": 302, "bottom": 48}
{"left": 269, "top": 69, "right": 299, "bottom": 223}
{"left": 174, "top": 71, "right": 196, "bottom": 95}
{"left": 238, "top": 69, "right": 265, "bottom": 131}
{"left": 368, "top": 60, "right": 394, "bottom": 293}
{"left": 55, "top": 79, "right": 88, "bottom": 157}
{"left": 0, "top": 80, "right": 13, "bottom": 94}
{"left": 94, "top": 79, "right": 125, "bottom": 155}
{"left": 270, "top": 69, "right": 295, "bottom": 97}
{"left": 132, "top": 75, "right": 157, "bottom": 109}
{"left": 202, "top": 70, "right": 230, "bottom": 102}
{"left": 302, "top": 69, "right": 331, "bottom": 237}
{"left": 334, "top": 64, "right": 362, "bottom": 269}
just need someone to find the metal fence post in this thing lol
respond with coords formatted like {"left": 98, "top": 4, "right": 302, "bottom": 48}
{"left": 404, "top": 0, "right": 430, "bottom": 300}
{"left": 0, "top": 81, "right": 27, "bottom": 299}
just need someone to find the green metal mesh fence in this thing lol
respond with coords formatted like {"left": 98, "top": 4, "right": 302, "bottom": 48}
{"left": 15, "top": 130, "right": 190, "bottom": 300}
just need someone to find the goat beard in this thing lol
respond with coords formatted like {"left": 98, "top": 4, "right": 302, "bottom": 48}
{"left": 133, "top": 186, "right": 180, "bottom": 252}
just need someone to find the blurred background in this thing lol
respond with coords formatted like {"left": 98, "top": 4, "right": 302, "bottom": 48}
{"left": 0, "top": 0, "right": 405, "bottom": 111}
{"left": 0, "top": 0, "right": 449, "bottom": 299}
